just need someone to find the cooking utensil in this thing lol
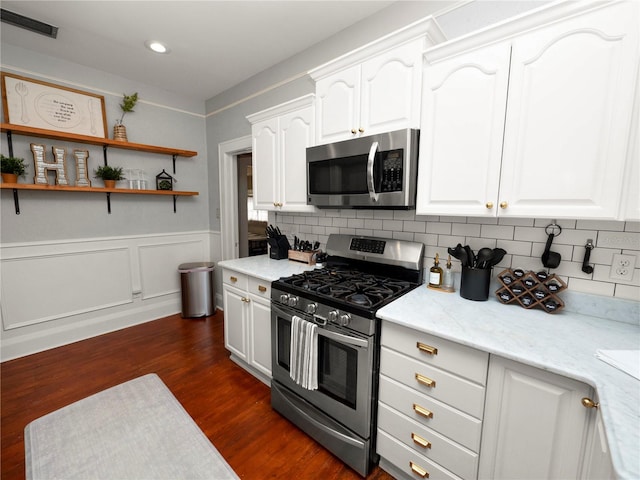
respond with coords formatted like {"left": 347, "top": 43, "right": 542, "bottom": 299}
{"left": 465, "top": 245, "right": 475, "bottom": 268}
{"left": 542, "top": 224, "right": 562, "bottom": 269}
{"left": 476, "top": 248, "right": 493, "bottom": 269}
{"left": 447, "top": 244, "right": 468, "bottom": 267}
{"left": 487, "top": 248, "right": 507, "bottom": 268}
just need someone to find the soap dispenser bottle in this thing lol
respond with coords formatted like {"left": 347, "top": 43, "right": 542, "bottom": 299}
{"left": 443, "top": 255, "right": 454, "bottom": 290}
{"left": 429, "top": 253, "right": 443, "bottom": 287}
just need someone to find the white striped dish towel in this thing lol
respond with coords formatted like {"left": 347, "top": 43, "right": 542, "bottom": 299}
{"left": 289, "top": 315, "right": 318, "bottom": 390}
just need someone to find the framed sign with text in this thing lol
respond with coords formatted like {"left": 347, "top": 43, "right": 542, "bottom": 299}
{"left": 1, "top": 72, "right": 108, "bottom": 138}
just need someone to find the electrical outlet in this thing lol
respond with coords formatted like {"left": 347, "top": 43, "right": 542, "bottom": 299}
{"left": 609, "top": 254, "right": 636, "bottom": 281}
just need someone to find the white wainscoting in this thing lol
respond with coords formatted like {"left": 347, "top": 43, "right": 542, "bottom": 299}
{"left": 0, "top": 231, "right": 217, "bottom": 361}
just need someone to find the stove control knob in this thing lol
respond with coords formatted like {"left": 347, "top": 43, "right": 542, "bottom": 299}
{"left": 328, "top": 310, "right": 338, "bottom": 323}
{"left": 279, "top": 294, "right": 289, "bottom": 304}
{"left": 306, "top": 303, "right": 317, "bottom": 314}
{"left": 288, "top": 296, "right": 299, "bottom": 307}
{"left": 338, "top": 313, "right": 351, "bottom": 326}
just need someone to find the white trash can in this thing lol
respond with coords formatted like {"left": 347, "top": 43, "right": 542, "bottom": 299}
{"left": 178, "top": 262, "right": 215, "bottom": 318}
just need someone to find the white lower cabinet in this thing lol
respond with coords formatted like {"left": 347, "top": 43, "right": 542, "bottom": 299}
{"left": 377, "top": 323, "right": 613, "bottom": 479}
{"left": 478, "top": 355, "right": 593, "bottom": 479}
{"left": 377, "top": 322, "right": 488, "bottom": 479}
{"left": 222, "top": 269, "right": 272, "bottom": 384}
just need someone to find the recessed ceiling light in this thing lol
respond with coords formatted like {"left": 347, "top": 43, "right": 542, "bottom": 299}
{"left": 145, "top": 40, "right": 169, "bottom": 54}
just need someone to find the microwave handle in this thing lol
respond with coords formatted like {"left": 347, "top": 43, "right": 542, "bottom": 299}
{"left": 366, "top": 141, "right": 379, "bottom": 202}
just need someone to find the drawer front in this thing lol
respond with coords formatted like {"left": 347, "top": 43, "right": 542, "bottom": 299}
{"left": 248, "top": 276, "right": 271, "bottom": 299}
{"left": 222, "top": 269, "right": 248, "bottom": 290}
{"left": 379, "top": 375, "right": 482, "bottom": 452}
{"left": 377, "top": 430, "right": 462, "bottom": 480}
{"left": 382, "top": 322, "right": 488, "bottom": 385}
{"left": 378, "top": 403, "right": 478, "bottom": 479}
{"left": 381, "top": 347, "right": 485, "bottom": 418}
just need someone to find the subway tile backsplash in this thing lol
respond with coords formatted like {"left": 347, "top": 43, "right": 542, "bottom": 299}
{"left": 271, "top": 210, "right": 640, "bottom": 302}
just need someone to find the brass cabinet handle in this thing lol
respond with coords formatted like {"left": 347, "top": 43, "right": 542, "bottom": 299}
{"left": 413, "top": 403, "right": 433, "bottom": 419}
{"left": 415, "top": 373, "right": 436, "bottom": 388}
{"left": 258, "top": 285, "right": 267, "bottom": 293}
{"left": 411, "top": 432, "right": 432, "bottom": 449}
{"left": 241, "top": 297, "right": 250, "bottom": 303}
{"left": 486, "top": 201, "right": 494, "bottom": 209}
{"left": 358, "top": 127, "right": 365, "bottom": 133}
{"left": 230, "top": 276, "right": 238, "bottom": 283}
{"left": 582, "top": 397, "right": 599, "bottom": 409}
{"left": 410, "top": 461, "right": 429, "bottom": 478}
{"left": 500, "top": 201, "right": 508, "bottom": 209}
{"left": 351, "top": 129, "right": 357, "bottom": 134}
{"left": 417, "top": 342, "right": 437, "bottom": 356}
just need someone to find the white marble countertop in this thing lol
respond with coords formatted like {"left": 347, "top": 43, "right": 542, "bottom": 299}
{"left": 218, "top": 255, "right": 318, "bottom": 282}
{"left": 377, "top": 284, "right": 640, "bottom": 480}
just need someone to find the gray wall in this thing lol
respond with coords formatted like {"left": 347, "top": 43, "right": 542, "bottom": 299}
{"left": 0, "top": 45, "right": 209, "bottom": 243}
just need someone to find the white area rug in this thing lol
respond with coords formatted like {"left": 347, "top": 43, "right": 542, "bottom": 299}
{"left": 24, "top": 373, "right": 239, "bottom": 480}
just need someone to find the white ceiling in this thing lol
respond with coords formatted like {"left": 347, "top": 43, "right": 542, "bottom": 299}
{"left": 0, "top": 1, "right": 395, "bottom": 103}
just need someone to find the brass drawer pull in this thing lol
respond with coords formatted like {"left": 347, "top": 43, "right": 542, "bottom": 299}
{"left": 230, "top": 276, "right": 238, "bottom": 283}
{"left": 417, "top": 342, "right": 437, "bottom": 355}
{"left": 410, "top": 461, "right": 429, "bottom": 478}
{"left": 413, "top": 403, "right": 433, "bottom": 419}
{"left": 258, "top": 285, "right": 267, "bottom": 293}
{"left": 411, "top": 432, "right": 431, "bottom": 449}
{"left": 582, "top": 397, "right": 599, "bottom": 409}
{"left": 415, "top": 373, "right": 436, "bottom": 388}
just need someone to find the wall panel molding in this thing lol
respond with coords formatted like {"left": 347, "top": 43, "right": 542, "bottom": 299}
{"left": 0, "top": 231, "right": 212, "bottom": 361}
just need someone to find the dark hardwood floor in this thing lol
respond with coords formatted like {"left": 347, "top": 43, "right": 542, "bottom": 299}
{"left": 1, "top": 311, "right": 394, "bottom": 480}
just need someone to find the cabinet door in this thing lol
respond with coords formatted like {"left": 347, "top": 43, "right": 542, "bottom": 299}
{"left": 315, "top": 64, "right": 361, "bottom": 144}
{"left": 248, "top": 295, "right": 272, "bottom": 378}
{"left": 252, "top": 118, "right": 279, "bottom": 210}
{"left": 479, "top": 356, "right": 591, "bottom": 480}
{"left": 417, "top": 42, "right": 510, "bottom": 217}
{"left": 360, "top": 39, "right": 423, "bottom": 137}
{"left": 580, "top": 405, "right": 614, "bottom": 480}
{"left": 222, "top": 285, "right": 247, "bottom": 362}
{"left": 500, "top": 1, "right": 639, "bottom": 219}
{"left": 279, "top": 105, "right": 316, "bottom": 212}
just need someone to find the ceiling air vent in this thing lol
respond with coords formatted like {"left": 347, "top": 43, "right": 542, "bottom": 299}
{"left": 1, "top": 9, "right": 58, "bottom": 38}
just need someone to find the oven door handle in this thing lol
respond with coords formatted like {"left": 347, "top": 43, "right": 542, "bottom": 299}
{"left": 318, "top": 327, "right": 369, "bottom": 349}
{"left": 366, "top": 141, "right": 379, "bottom": 203}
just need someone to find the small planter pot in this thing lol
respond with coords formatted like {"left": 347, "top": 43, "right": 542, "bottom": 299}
{"left": 103, "top": 180, "right": 116, "bottom": 189}
{"left": 1, "top": 173, "right": 18, "bottom": 183}
{"left": 113, "top": 124, "right": 128, "bottom": 142}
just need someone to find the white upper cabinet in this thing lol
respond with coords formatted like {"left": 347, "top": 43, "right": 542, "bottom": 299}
{"left": 499, "top": 1, "right": 638, "bottom": 219}
{"left": 310, "top": 17, "right": 445, "bottom": 145}
{"left": 417, "top": 42, "right": 511, "bottom": 217}
{"left": 417, "top": 0, "right": 639, "bottom": 220}
{"left": 315, "top": 39, "right": 423, "bottom": 144}
{"left": 248, "top": 95, "right": 316, "bottom": 212}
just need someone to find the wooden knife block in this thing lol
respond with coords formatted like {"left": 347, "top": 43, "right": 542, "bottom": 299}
{"left": 288, "top": 250, "right": 317, "bottom": 265}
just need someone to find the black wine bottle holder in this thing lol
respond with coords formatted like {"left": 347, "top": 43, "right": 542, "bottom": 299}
{"left": 495, "top": 269, "right": 566, "bottom": 314}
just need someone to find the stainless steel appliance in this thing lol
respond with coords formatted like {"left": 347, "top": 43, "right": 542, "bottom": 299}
{"left": 306, "top": 128, "right": 419, "bottom": 209}
{"left": 271, "top": 234, "right": 424, "bottom": 476}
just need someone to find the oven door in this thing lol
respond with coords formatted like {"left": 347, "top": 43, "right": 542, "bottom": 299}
{"left": 271, "top": 303, "right": 374, "bottom": 438}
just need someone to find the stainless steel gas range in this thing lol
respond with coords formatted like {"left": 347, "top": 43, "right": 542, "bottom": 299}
{"left": 270, "top": 234, "right": 424, "bottom": 476}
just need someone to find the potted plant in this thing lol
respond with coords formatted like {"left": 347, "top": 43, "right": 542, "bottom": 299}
{"left": 113, "top": 92, "right": 138, "bottom": 142}
{"left": 94, "top": 165, "right": 125, "bottom": 189}
{"left": 1, "top": 154, "right": 27, "bottom": 183}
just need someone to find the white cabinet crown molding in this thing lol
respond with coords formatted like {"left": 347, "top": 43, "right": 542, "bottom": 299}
{"left": 424, "top": 0, "right": 628, "bottom": 64}
{"left": 246, "top": 94, "right": 315, "bottom": 124}
{"left": 309, "top": 15, "right": 446, "bottom": 80}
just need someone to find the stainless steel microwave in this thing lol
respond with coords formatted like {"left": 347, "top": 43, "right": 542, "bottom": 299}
{"left": 306, "top": 128, "right": 419, "bottom": 209}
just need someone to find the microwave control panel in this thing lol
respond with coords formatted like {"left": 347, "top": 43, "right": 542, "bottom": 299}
{"left": 380, "top": 149, "right": 403, "bottom": 192}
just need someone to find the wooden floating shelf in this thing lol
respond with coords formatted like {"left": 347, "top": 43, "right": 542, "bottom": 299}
{"left": 0, "top": 183, "right": 198, "bottom": 196}
{"left": 1, "top": 123, "right": 197, "bottom": 158}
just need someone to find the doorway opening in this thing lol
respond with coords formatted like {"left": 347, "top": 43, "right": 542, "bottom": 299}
{"left": 237, "top": 153, "right": 267, "bottom": 258}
